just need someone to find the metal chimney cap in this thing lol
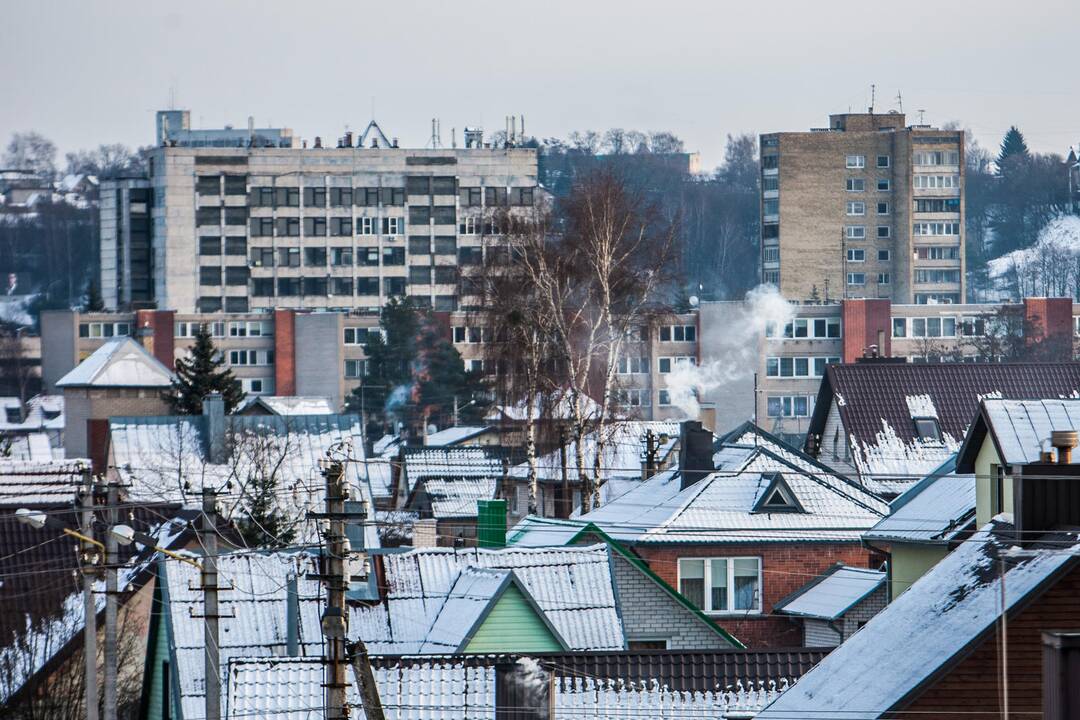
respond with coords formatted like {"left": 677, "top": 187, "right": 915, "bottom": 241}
{"left": 1051, "top": 430, "right": 1079, "bottom": 449}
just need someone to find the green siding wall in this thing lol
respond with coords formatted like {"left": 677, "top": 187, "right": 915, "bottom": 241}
{"left": 144, "top": 582, "right": 174, "bottom": 720}
{"left": 463, "top": 585, "right": 562, "bottom": 653}
{"left": 890, "top": 544, "right": 949, "bottom": 600}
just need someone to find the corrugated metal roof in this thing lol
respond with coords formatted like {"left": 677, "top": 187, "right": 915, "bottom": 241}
{"left": 774, "top": 565, "right": 886, "bottom": 620}
{"left": 413, "top": 477, "right": 498, "bottom": 519}
{"left": 982, "top": 398, "right": 1080, "bottom": 465}
{"left": 0, "top": 458, "right": 88, "bottom": 506}
{"left": 864, "top": 459, "right": 976, "bottom": 545}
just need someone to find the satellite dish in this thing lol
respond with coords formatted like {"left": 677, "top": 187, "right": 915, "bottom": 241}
{"left": 688, "top": 295, "right": 699, "bottom": 307}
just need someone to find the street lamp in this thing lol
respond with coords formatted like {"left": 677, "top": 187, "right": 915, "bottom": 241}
{"left": 16, "top": 507, "right": 104, "bottom": 550}
{"left": 109, "top": 524, "right": 202, "bottom": 569}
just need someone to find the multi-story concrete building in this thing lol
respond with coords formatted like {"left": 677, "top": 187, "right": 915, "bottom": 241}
{"left": 760, "top": 112, "right": 965, "bottom": 304}
{"left": 101, "top": 110, "right": 539, "bottom": 314}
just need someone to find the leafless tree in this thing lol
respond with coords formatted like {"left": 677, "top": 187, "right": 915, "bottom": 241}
{"left": 0, "top": 325, "right": 36, "bottom": 417}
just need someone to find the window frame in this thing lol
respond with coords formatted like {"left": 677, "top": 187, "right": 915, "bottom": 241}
{"left": 677, "top": 556, "right": 762, "bottom": 615}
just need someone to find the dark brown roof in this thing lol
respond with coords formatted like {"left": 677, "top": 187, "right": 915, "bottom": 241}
{"left": 808, "top": 362, "right": 1080, "bottom": 450}
{"left": 372, "top": 649, "right": 828, "bottom": 691}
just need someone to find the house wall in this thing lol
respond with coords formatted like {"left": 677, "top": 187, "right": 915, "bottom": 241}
{"left": 889, "top": 544, "right": 949, "bottom": 601}
{"left": 63, "top": 387, "right": 171, "bottom": 458}
{"left": 897, "top": 561, "right": 1080, "bottom": 719}
{"left": 610, "top": 552, "right": 735, "bottom": 650}
{"left": 635, "top": 542, "right": 875, "bottom": 648}
{"left": 463, "top": 584, "right": 563, "bottom": 654}
{"left": 803, "top": 619, "right": 841, "bottom": 647}
{"left": 974, "top": 437, "right": 1005, "bottom": 528}
{"left": 839, "top": 584, "right": 888, "bottom": 638}
{"left": 435, "top": 518, "right": 477, "bottom": 547}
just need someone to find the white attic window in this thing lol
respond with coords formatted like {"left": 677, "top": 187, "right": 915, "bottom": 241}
{"left": 913, "top": 417, "right": 942, "bottom": 442}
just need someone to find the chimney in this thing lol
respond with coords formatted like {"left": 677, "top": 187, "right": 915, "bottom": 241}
{"left": 495, "top": 659, "right": 552, "bottom": 720}
{"left": 477, "top": 499, "right": 507, "bottom": 548}
{"left": 285, "top": 572, "right": 300, "bottom": 656}
{"left": 344, "top": 131, "right": 353, "bottom": 147}
{"left": 203, "top": 393, "right": 227, "bottom": 464}
{"left": 678, "top": 420, "right": 714, "bottom": 490}
{"left": 1043, "top": 631, "right": 1080, "bottom": 720}
{"left": 1013, "top": 459, "right": 1080, "bottom": 544}
{"left": 1052, "top": 430, "right": 1078, "bottom": 464}
{"left": 314, "top": 136, "right": 322, "bottom": 149}
{"left": 248, "top": 115, "right": 254, "bottom": 142}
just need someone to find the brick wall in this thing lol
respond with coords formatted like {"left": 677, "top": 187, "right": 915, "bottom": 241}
{"left": 135, "top": 309, "right": 176, "bottom": 370}
{"left": 841, "top": 299, "right": 892, "bottom": 363}
{"left": 898, "top": 561, "right": 1080, "bottom": 719}
{"left": 1024, "top": 297, "right": 1073, "bottom": 358}
{"left": 635, "top": 542, "right": 876, "bottom": 648}
{"left": 273, "top": 309, "right": 296, "bottom": 396}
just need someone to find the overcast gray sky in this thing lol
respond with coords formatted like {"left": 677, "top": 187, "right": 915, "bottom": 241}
{"left": 2, "top": 0, "right": 1077, "bottom": 169}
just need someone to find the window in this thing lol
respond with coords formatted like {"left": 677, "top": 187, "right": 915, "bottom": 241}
{"left": 434, "top": 236, "right": 457, "bottom": 255}
{"left": 303, "top": 277, "right": 328, "bottom": 296}
{"left": 658, "top": 356, "right": 695, "bottom": 373}
{"left": 357, "top": 217, "right": 375, "bottom": 235}
{"left": 763, "top": 269, "right": 779, "bottom": 285}
{"left": 240, "top": 378, "right": 273, "bottom": 395}
{"left": 248, "top": 247, "right": 273, "bottom": 267}
{"left": 914, "top": 417, "right": 943, "bottom": 442}
{"left": 877, "top": 225, "right": 891, "bottom": 239}
{"left": 914, "top": 198, "right": 961, "bottom": 213}
{"left": 877, "top": 155, "right": 890, "bottom": 168}
{"left": 913, "top": 174, "right": 960, "bottom": 189}
{"left": 252, "top": 278, "right": 274, "bottom": 296}
{"left": 198, "top": 297, "right": 222, "bottom": 312}
{"left": 892, "top": 318, "right": 906, "bottom": 337}
{"left": 763, "top": 199, "right": 779, "bottom": 216}
{"left": 384, "top": 277, "right": 406, "bottom": 296}
{"left": 357, "top": 248, "right": 379, "bottom": 266}
{"left": 485, "top": 187, "right": 509, "bottom": 206}
{"left": 277, "top": 247, "right": 300, "bottom": 267}
{"left": 459, "top": 216, "right": 480, "bottom": 235}
{"left": 225, "top": 237, "right": 247, "bottom": 255}
{"left": 304, "top": 248, "right": 327, "bottom": 266}
{"left": 915, "top": 269, "right": 961, "bottom": 284}
{"left": 434, "top": 266, "right": 457, "bottom": 284}
{"left": 847, "top": 248, "right": 865, "bottom": 262}
{"left": 846, "top": 178, "right": 865, "bottom": 192}
{"left": 199, "top": 237, "right": 222, "bottom": 255}
{"left": 913, "top": 222, "right": 961, "bottom": 236}
{"left": 767, "top": 395, "right": 811, "bottom": 418}
{"left": 409, "top": 206, "right": 431, "bottom": 224}
{"left": 250, "top": 217, "right": 274, "bottom": 237}
{"left": 915, "top": 246, "right": 961, "bottom": 260}
{"left": 196, "top": 175, "right": 220, "bottom": 195}
{"left": 200, "top": 267, "right": 221, "bottom": 286}
{"left": 343, "top": 327, "right": 382, "bottom": 345}
{"left": 767, "top": 356, "right": 837, "bottom": 378}
{"left": 79, "top": 322, "right": 130, "bottom": 339}
{"left": 511, "top": 187, "right": 535, "bottom": 206}
{"left": 229, "top": 350, "right": 274, "bottom": 366}
{"left": 382, "top": 247, "right": 405, "bottom": 266}
{"left": 812, "top": 356, "right": 840, "bottom": 377}
{"left": 356, "top": 277, "right": 379, "bottom": 295}
{"left": 762, "top": 176, "right": 779, "bottom": 192}
{"left": 762, "top": 224, "right": 779, "bottom": 240}
{"left": 409, "top": 266, "right": 431, "bottom": 284}
{"left": 406, "top": 176, "right": 431, "bottom": 195}
{"left": 617, "top": 356, "right": 649, "bottom": 374}
{"left": 331, "top": 218, "right": 352, "bottom": 236}
{"left": 331, "top": 247, "right": 353, "bottom": 266}
{"left": 432, "top": 206, "right": 456, "bottom": 225}
{"left": 847, "top": 272, "right": 865, "bottom": 286}
{"left": 225, "top": 267, "right": 248, "bottom": 286}
{"left": 846, "top": 155, "right": 865, "bottom": 169}
{"left": 615, "top": 388, "right": 648, "bottom": 407}
{"left": 845, "top": 226, "right": 865, "bottom": 240}
{"left": 331, "top": 278, "right": 352, "bottom": 296}
{"left": 878, "top": 249, "right": 891, "bottom": 261}
{"left": 303, "top": 187, "right": 326, "bottom": 207}
{"left": 659, "top": 325, "right": 696, "bottom": 342}
{"left": 658, "top": 390, "right": 671, "bottom": 406}
{"left": 913, "top": 151, "right": 960, "bottom": 166}
{"left": 329, "top": 187, "right": 352, "bottom": 207}
{"left": 277, "top": 278, "right": 301, "bottom": 296}
{"left": 761, "top": 154, "right": 778, "bottom": 170}
{"left": 459, "top": 247, "right": 483, "bottom": 266}
{"left": 345, "top": 359, "right": 366, "bottom": 378}
{"left": 224, "top": 207, "right": 247, "bottom": 225}
{"left": 763, "top": 246, "right": 779, "bottom": 263}
{"left": 877, "top": 202, "right": 890, "bottom": 215}
{"left": 846, "top": 201, "right": 865, "bottom": 216}
{"left": 461, "top": 187, "right": 482, "bottom": 207}
{"left": 906, "top": 316, "right": 958, "bottom": 338}
{"left": 196, "top": 207, "right": 221, "bottom": 226}
{"left": 303, "top": 217, "right": 327, "bottom": 236}
{"left": 877, "top": 178, "right": 890, "bottom": 192}
{"left": 409, "top": 236, "right": 431, "bottom": 254}
{"left": 678, "top": 557, "right": 760, "bottom": 614}
{"left": 878, "top": 272, "right": 890, "bottom": 284}
{"left": 275, "top": 187, "right": 300, "bottom": 207}
{"left": 384, "top": 217, "right": 402, "bottom": 235}
{"left": 251, "top": 187, "right": 275, "bottom": 207}
{"left": 275, "top": 217, "right": 300, "bottom": 237}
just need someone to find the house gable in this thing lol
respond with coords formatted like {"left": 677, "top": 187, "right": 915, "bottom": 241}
{"left": 462, "top": 582, "right": 565, "bottom": 654}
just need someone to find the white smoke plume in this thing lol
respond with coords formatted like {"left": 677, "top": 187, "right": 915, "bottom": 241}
{"left": 665, "top": 284, "right": 794, "bottom": 419}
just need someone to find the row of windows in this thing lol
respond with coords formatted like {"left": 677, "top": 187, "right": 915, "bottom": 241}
{"left": 765, "top": 356, "right": 840, "bottom": 378}
{"left": 914, "top": 268, "right": 962, "bottom": 284}
{"left": 846, "top": 201, "right": 891, "bottom": 216}
{"left": 617, "top": 388, "right": 692, "bottom": 407}
{"left": 913, "top": 222, "right": 961, "bottom": 236}
{"left": 658, "top": 356, "right": 695, "bottom": 374}
{"left": 249, "top": 217, "right": 404, "bottom": 237}
{"left": 767, "top": 395, "right": 814, "bottom": 418}
{"left": 228, "top": 349, "right": 274, "bottom": 366}
{"left": 914, "top": 246, "right": 961, "bottom": 260}
{"left": 766, "top": 317, "right": 841, "bottom": 339}
{"left": 847, "top": 272, "right": 891, "bottom": 286}
{"left": 845, "top": 226, "right": 892, "bottom": 240}
{"left": 249, "top": 186, "right": 405, "bottom": 208}
{"left": 893, "top": 316, "right": 959, "bottom": 338}
{"left": 913, "top": 174, "right": 960, "bottom": 189}
{"left": 845, "top": 178, "right": 891, "bottom": 192}
{"left": 846, "top": 248, "right": 893, "bottom": 262}
{"left": 246, "top": 277, "right": 409, "bottom": 297}
{"left": 845, "top": 155, "right": 891, "bottom": 169}
{"left": 78, "top": 322, "right": 130, "bottom": 338}
{"left": 196, "top": 175, "right": 248, "bottom": 196}
{"left": 343, "top": 327, "right": 383, "bottom": 345}
{"left": 659, "top": 324, "right": 697, "bottom": 342}
{"left": 914, "top": 198, "right": 961, "bottom": 213}
{"left": 452, "top": 326, "right": 494, "bottom": 344}
{"left": 913, "top": 151, "right": 960, "bottom": 166}
{"left": 678, "top": 557, "right": 761, "bottom": 614}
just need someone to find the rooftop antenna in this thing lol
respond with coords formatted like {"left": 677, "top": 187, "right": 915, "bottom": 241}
{"left": 895, "top": 90, "right": 904, "bottom": 114}
{"left": 869, "top": 83, "right": 876, "bottom": 113}
{"left": 917, "top": 109, "right": 926, "bottom": 125}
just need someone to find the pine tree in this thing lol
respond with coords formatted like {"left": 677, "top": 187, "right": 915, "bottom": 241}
{"left": 236, "top": 469, "right": 296, "bottom": 548}
{"left": 346, "top": 297, "right": 419, "bottom": 433}
{"left": 996, "top": 126, "right": 1030, "bottom": 175}
{"left": 164, "top": 324, "right": 246, "bottom": 414}
{"left": 417, "top": 324, "right": 486, "bottom": 425}
{"left": 84, "top": 279, "right": 104, "bottom": 312}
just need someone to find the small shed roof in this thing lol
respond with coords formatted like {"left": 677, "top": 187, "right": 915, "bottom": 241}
{"left": 774, "top": 564, "right": 886, "bottom": 621}
{"left": 864, "top": 456, "right": 976, "bottom": 545}
{"left": 56, "top": 337, "right": 174, "bottom": 388}
{"left": 957, "top": 398, "right": 1080, "bottom": 472}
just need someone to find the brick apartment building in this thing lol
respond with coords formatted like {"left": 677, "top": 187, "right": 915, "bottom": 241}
{"left": 761, "top": 111, "right": 965, "bottom": 304}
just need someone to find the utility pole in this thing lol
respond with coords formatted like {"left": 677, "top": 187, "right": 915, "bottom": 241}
{"left": 559, "top": 426, "right": 569, "bottom": 518}
{"left": 322, "top": 461, "right": 349, "bottom": 720}
{"left": 200, "top": 488, "right": 222, "bottom": 720}
{"left": 102, "top": 480, "right": 119, "bottom": 720}
{"left": 348, "top": 639, "right": 386, "bottom": 720}
{"left": 80, "top": 472, "right": 99, "bottom": 720}
{"left": 642, "top": 430, "right": 657, "bottom": 481}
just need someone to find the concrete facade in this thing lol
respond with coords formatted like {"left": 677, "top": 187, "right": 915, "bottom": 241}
{"left": 761, "top": 112, "right": 964, "bottom": 305}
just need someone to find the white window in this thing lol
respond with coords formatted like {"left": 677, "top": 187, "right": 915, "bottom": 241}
{"left": 385, "top": 217, "right": 402, "bottom": 236}
{"left": 229, "top": 321, "right": 247, "bottom": 337}
{"left": 846, "top": 201, "right": 866, "bottom": 216}
{"left": 241, "top": 377, "right": 273, "bottom": 394}
{"left": 892, "top": 318, "right": 907, "bottom": 337}
{"left": 847, "top": 248, "right": 865, "bottom": 262}
{"left": 763, "top": 246, "right": 780, "bottom": 263}
{"left": 658, "top": 356, "right": 695, "bottom": 374}
{"left": 877, "top": 202, "right": 890, "bottom": 215}
{"left": 845, "top": 226, "right": 865, "bottom": 240}
{"left": 763, "top": 269, "right": 779, "bottom": 285}
{"left": 468, "top": 359, "right": 485, "bottom": 373}
{"left": 460, "top": 216, "right": 479, "bottom": 235}
{"left": 847, "top": 272, "right": 865, "bottom": 286}
{"left": 907, "top": 316, "right": 958, "bottom": 338}
{"left": 344, "top": 327, "right": 382, "bottom": 345}
{"left": 914, "top": 151, "right": 960, "bottom": 166}
{"left": 229, "top": 350, "right": 274, "bottom": 366}
{"left": 878, "top": 272, "right": 891, "bottom": 284}
{"left": 767, "top": 395, "right": 812, "bottom": 418}
{"left": 914, "top": 174, "right": 960, "bottom": 189}
{"left": 845, "top": 155, "right": 865, "bottom": 169}
{"left": 877, "top": 178, "right": 891, "bottom": 192}
{"left": 767, "top": 356, "right": 836, "bottom": 378}
{"left": 617, "top": 356, "right": 649, "bottom": 374}
{"left": 913, "top": 222, "right": 961, "bottom": 236}
{"left": 80, "top": 321, "right": 130, "bottom": 339}
{"left": 845, "top": 178, "right": 865, "bottom": 192}
{"left": 344, "top": 359, "right": 366, "bottom": 378}
{"left": 359, "top": 217, "right": 375, "bottom": 235}
{"left": 678, "top": 557, "right": 761, "bottom": 614}
{"left": 660, "top": 325, "right": 696, "bottom": 342}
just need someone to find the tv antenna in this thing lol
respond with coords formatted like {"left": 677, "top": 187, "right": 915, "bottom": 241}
{"left": 869, "top": 84, "right": 876, "bottom": 113}
{"left": 917, "top": 109, "right": 926, "bottom": 125}
{"left": 895, "top": 91, "right": 904, "bottom": 114}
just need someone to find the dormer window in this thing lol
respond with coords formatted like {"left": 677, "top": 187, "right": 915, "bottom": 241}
{"left": 914, "top": 417, "right": 942, "bottom": 442}
{"left": 753, "top": 472, "right": 805, "bottom": 513}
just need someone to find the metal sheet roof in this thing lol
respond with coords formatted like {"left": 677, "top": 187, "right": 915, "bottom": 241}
{"left": 774, "top": 565, "right": 886, "bottom": 620}
{"left": 55, "top": 337, "right": 174, "bottom": 388}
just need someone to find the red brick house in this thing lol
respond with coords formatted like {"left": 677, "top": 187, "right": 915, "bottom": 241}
{"left": 508, "top": 422, "right": 888, "bottom": 647}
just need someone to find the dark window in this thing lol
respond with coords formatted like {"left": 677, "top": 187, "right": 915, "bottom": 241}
{"left": 275, "top": 187, "right": 299, "bottom": 207}
{"left": 434, "top": 266, "right": 457, "bottom": 284}
{"left": 225, "top": 267, "right": 249, "bottom": 286}
{"left": 914, "top": 417, "right": 942, "bottom": 442}
{"left": 200, "top": 267, "right": 222, "bottom": 285}
{"left": 198, "top": 296, "right": 222, "bottom": 312}
{"left": 251, "top": 248, "right": 274, "bottom": 266}
{"left": 275, "top": 217, "right": 300, "bottom": 237}
{"left": 434, "top": 236, "right": 457, "bottom": 255}
{"left": 358, "top": 248, "right": 380, "bottom": 266}
{"left": 251, "top": 187, "right": 274, "bottom": 207}
{"left": 432, "top": 176, "right": 457, "bottom": 195}
{"left": 304, "top": 248, "right": 327, "bottom": 266}
{"left": 277, "top": 277, "right": 301, "bottom": 296}
{"left": 409, "top": 206, "right": 431, "bottom": 224}
{"left": 331, "top": 218, "right": 352, "bottom": 236}
{"left": 225, "top": 237, "right": 247, "bottom": 255}
{"left": 510, "top": 187, "right": 534, "bottom": 206}
{"left": 277, "top": 248, "right": 300, "bottom": 267}
{"left": 382, "top": 247, "right": 405, "bottom": 265}
{"left": 303, "top": 277, "right": 328, "bottom": 296}
{"left": 406, "top": 176, "right": 431, "bottom": 195}
{"left": 409, "top": 266, "right": 432, "bottom": 284}
{"left": 356, "top": 277, "right": 379, "bottom": 295}
{"left": 196, "top": 206, "right": 221, "bottom": 226}
{"left": 459, "top": 247, "right": 482, "bottom": 265}
{"left": 485, "top": 187, "right": 508, "bottom": 206}
{"left": 331, "top": 247, "right": 352, "bottom": 266}
{"left": 196, "top": 175, "right": 220, "bottom": 195}
{"left": 304, "top": 217, "right": 327, "bottom": 236}
{"left": 380, "top": 187, "right": 405, "bottom": 206}
{"left": 627, "top": 640, "right": 668, "bottom": 651}
{"left": 252, "top": 278, "right": 275, "bottom": 296}
{"left": 432, "top": 206, "right": 456, "bottom": 225}
{"left": 762, "top": 224, "right": 779, "bottom": 240}
{"left": 330, "top": 187, "right": 353, "bottom": 207}
{"left": 199, "top": 237, "right": 222, "bottom": 255}
{"left": 359, "top": 188, "right": 380, "bottom": 206}
{"left": 434, "top": 295, "right": 457, "bottom": 311}
{"left": 224, "top": 297, "right": 248, "bottom": 312}
{"left": 224, "top": 175, "right": 247, "bottom": 195}
{"left": 409, "top": 236, "right": 432, "bottom": 254}
{"left": 304, "top": 187, "right": 327, "bottom": 207}
{"left": 250, "top": 218, "right": 274, "bottom": 237}
{"left": 224, "top": 207, "right": 247, "bottom": 225}
{"left": 384, "top": 277, "right": 406, "bottom": 296}
{"left": 331, "top": 278, "right": 352, "bottom": 296}
{"left": 460, "top": 187, "right": 482, "bottom": 206}
{"left": 762, "top": 154, "right": 779, "bottom": 169}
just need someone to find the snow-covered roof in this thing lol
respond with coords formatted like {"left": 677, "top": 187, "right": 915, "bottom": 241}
{"left": 774, "top": 564, "right": 885, "bottom": 621}
{"left": 401, "top": 447, "right": 504, "bottom": 495}
{"left": 108, "top": 414, "right": 377, "bottom": 547}
{"left": 423, "top": 425, "right": 491, "bottom": 447}
{"left": 486, "top": 391, "right": 602, "bottom": 422}
{"left": 244, "top": 396, "right": 337, "bottom": 416}
{"left": 412, "top": 476, "right": 498, "bottom": 519}
{"left": 508, "top": 420, "right": 680, "bottom": 484}
{"left": 0, "top": 458, "right": 89, "bottom": 505}
{"left": 350, "top": 544, "right": 625, "bottom": 654}
{"left": 758, "top": 517, "right": 1080, "bottom": 719}
{"left": 964, "top": 398, "right": 1080, "bottom": 468}
{"left": 3, "top": 432, "right": 60, "bottom": 461}
{"left": 0, "top": 395, "right": 64, "bottom": 432}
{"left": 864, "top": 457, "right": 976, "bottom": 545}
{"left": 55, "top": 337, "right": 174, "bottom": 388}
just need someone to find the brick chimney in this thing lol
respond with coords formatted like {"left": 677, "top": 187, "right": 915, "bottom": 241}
{"left": 273, "top": 309, "right": 296, "bottom": 396}
{"left": 1023, "top": 297, "right": 1073, "bottom": 358}
{"left": 678, "top": 420, "right": 714, "bottom": 490}
{"left": 841, "top": 299, "right": 892, "bottom": 363}
{"left": 203, "top": 393, "right": 227, "bottom": 464}
{"left": 134, "top": 309, "right": 176, "bottom": 370}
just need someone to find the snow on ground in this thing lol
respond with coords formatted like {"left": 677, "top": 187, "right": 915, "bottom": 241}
{"left": 986, "top": 214, "right": 1080, "bottom": 295}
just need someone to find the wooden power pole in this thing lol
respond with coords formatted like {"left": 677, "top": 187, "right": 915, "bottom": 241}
{"left": 199, "top": 487, "right": 222, "bottom": 720}
{"left": 80, "top": 472, "right": 99, "bottom": 720}
{"left": 102, "top": 480, "right": 119, "bottom": 720}
{"left": 322, "top": 461, "right": 350, "bottom": 720}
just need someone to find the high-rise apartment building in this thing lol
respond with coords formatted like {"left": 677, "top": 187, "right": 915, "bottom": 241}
{"left": 101, "top": 110, "right": 539, "bottom": 313}
{"left": 760, "top": 112, "right": 964, "bottom": 304}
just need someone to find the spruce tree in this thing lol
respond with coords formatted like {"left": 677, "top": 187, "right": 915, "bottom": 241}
{"left": 85, "top": 279, "right": 104, "bottom": 312}
{"left": 164, "top": 324, "right": 246, "bottom": 414}
{"left": 996, "top": 126, "right": 1030, "bottom": 175}
{"left": 346, "top": 297, "right": 418, "bottom": 431}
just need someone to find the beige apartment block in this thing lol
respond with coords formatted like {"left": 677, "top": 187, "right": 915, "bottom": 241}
{"left": 761, "top": 112, "right": 964, "bottom": 305}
